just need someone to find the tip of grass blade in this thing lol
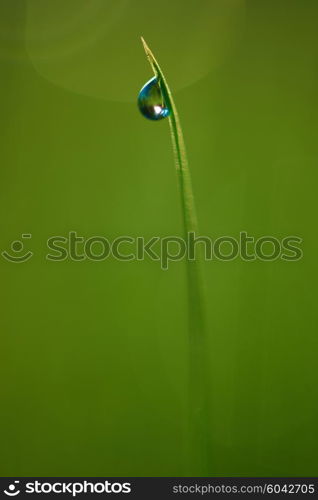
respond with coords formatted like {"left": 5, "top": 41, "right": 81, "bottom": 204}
{"left": 140, "top": 36, "right": 146, "bottom": 47}
{"left": 140, "top": 36, "right": 159, "bottom": 77}
{"left": 140, "top": 36, "right": 150, "bottom": 55}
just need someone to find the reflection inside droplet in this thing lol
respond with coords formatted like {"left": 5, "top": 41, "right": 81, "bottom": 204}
{"left": 138, "top": 77, "right": 170, "bottom": 121}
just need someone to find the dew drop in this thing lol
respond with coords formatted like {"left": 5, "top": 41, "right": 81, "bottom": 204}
{"left": 137, "top": 76, "right": 170, "bottom": 121}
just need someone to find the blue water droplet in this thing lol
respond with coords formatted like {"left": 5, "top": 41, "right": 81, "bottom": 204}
{"left": 138, "top": 77, "right": 170, "bottom": 121}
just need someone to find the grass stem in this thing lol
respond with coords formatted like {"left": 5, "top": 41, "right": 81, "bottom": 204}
{"left": 141, "top": 37, "right": 211, "bottom": 475}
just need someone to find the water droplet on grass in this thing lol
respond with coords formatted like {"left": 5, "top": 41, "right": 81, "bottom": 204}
{"left": 138, "top": 77, "right": 170, "bottom": 121}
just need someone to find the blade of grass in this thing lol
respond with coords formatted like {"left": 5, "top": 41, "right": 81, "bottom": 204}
{"left": 141, "top": 37, "right": 211, "bottom": 475}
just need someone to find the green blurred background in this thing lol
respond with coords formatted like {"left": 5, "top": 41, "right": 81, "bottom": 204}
{"left": 0, "top": 0, "right": 317, "bottom": 477}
